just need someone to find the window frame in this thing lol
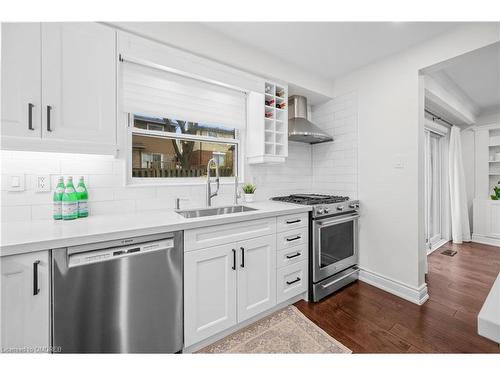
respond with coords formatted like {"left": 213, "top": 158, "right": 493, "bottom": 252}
{"left": 126, "top": 115, "right": 244, "bottom": 187}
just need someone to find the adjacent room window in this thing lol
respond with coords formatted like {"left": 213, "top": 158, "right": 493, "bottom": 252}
{"left": 121, "top": 59, "right": 246, "bottom": 182}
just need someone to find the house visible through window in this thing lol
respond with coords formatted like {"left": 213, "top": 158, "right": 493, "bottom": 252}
{"left": 131, "top": 114, "right": 238, "bottom": 179}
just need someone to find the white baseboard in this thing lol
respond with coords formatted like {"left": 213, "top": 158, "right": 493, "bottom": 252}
{"left": 472, "top": 234, "right": 500, "bottom": 247}
{"left": 427, "top": 238, "right": 449, "bottom": 255}
{"left": 359, "top": 268, "right": 429, "bottom": 305}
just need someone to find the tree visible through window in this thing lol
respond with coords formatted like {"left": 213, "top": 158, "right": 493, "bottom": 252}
{"left": 132, "top": 115, "right": 238, "bottom": 179}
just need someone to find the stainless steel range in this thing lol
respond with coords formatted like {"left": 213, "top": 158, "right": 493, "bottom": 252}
{"left": 271, "top": 194, "right": 360, "bottom": 302}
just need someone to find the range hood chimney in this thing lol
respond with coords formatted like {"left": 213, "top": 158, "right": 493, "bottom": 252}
{"left": 288, "top": 95, "right": 333, "bottom": 144}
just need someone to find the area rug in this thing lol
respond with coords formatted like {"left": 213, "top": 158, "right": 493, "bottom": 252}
{"left": 198, "top": 305, "right": 352, "bottom": 354}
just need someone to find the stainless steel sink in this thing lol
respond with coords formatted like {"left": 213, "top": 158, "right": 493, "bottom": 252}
{"left": 176, "top": 205, "right": 257, "bottom": 218}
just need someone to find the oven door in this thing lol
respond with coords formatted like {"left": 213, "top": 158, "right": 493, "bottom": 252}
{"left": 312, "top": 213, "right": 359, "bottom": 283}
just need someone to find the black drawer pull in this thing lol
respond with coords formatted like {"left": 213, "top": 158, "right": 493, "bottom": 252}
{"left": 232, "top": 249, "right": 236, "bottom": 270}
{"left": 28, "top": 103, "right": 34, "bottom": 130}
{"left": 286, "top": 277, "right": 301, "bottom": 285}
{"left": 46, "top": 105, "right": 52, "bottom": 132}
{"left": 286, "top": 252, "right": 301, "bottom": 259}
{"left": 286, "top": 219, "right": 301, "bottom": 224}
{"left": 240, "top": 247, "right": 245, "bottom": 268}
{"left": 286, "top": 236, "right": 301, "bottom": 242}
{"left": 33, "top": 260, "right": 40, "bottom": 296}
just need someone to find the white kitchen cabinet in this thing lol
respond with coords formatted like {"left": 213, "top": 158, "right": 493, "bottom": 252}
{"left": 41, "top": 23, "right": 116, "bottom": 151}
{"left": 184, "top": 245, "right": 237, "bottom": 347}
{"left": 246, "top": 81, "right": 288, "bottom": 164}
{"left": 0, "top": 251, "right": 50, "bottom": 352}
{"left": 184, "top": 214, "right": 309, "bottom": 348}
{"left": 237, "top": 235, "right": 276, "bottom": 322}
{"left": 1, "top": 23, "right": 42, "bottom": 140}
{"left": 1, "top": 22, "right": 117, "bottom": 155}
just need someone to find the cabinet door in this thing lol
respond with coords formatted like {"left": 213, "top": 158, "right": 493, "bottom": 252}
{"left": 184, "top": 245, "right": 237, "bottom": 347}
{"left": 237, "top": 235, "right": 276, "bottom": 322}
{"left": 1, "top": 251, "right": 50, "bottom": 352}
{"left": 41, "top": 23, "right": 116, "bottom": 149}
{"left": 1, "top": 23, "right": 42, "bottom": 139}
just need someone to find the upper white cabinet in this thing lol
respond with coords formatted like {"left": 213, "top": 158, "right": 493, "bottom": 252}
{"left": 1, "top": 23, "right": 41, "bottom": 140}
{"left": 1, "top": 251, "right": 50, "bottom": 352}
{"left": 1, "top": 22, "right": 117, "bottom": 155}
{"left": 41, "top": 23, "right": 116, "bottom": 150}
{"left": 247, "top": 81, "right": 288, "bottom": 164}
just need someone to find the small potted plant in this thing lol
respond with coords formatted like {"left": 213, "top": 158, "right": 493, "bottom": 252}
{"left": 491, "top": 181, "right": 500, "bottom": 200}
{"left": 242, "top": 183, "right": 256, "bottom": 203}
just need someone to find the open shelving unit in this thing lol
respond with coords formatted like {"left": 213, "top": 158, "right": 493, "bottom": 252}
{"left": 247, "top": 80, "right": 288, "bottom": 164}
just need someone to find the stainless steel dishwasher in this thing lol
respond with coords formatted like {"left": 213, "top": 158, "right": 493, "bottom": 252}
{"left": 51, "top": 232, "right": 183, "bottom": 353}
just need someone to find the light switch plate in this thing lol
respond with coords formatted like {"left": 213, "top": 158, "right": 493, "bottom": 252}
{"left": 7, "top": 174, "right": 25, "bottom": 191}
{"left": 35, "top": 175, "right": 51, "bottom": 192}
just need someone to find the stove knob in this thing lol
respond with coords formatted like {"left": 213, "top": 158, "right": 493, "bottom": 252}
{"left": 324, "top": 207, "right": 330, "bottom": 214}
{"left": 337, "top": 206, "right": 344, "bottom": 211}
{"left": 317, "top": 207, "right": 325, "bottom": 215}
{"left": 349, "top": 203, "right": 359, "bottom": 209}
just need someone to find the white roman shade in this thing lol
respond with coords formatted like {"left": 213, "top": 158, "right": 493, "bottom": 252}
{"left": 121, "top": 60, "right": 247, "bottom": 129}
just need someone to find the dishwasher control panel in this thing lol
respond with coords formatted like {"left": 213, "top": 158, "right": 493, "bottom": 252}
{"left": 68, "top": 239, "right": 174, "bottom": 267}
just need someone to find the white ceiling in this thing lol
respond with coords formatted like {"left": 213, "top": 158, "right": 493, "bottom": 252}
{"left": 203, "top": 22, "right": 463, "bottom": 80}
{"left": 438, "top": 43, "right": 500, "bottom": 113}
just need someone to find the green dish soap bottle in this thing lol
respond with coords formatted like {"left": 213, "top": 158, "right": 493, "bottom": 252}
{"left": 62, "top": 177, "right": 78, "bottom": 220}
{"left": 53, "top": 177, "right": 65, "bottom": 220}
{"left": 76, "top": 176, "right": 89, "bottom": 218}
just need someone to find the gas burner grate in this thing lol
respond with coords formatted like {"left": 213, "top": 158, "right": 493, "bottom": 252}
{"left": 271, "top": 194, "right": 350, "bottom": 205}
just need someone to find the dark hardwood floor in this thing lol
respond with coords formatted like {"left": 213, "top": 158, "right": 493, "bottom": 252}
{"left": 295, "top": 241, "right": 500, "bottom": 353}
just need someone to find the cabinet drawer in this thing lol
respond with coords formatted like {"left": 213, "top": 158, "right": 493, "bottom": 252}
{"left": 184, "top": 217, "right": 276, "bottom": 252}
{"left": 277, "top": 213, "right": 308, "bottom": 233}
{"left": 277, "top": 227, "right": 308, "bottom": 250}
{"left": 277, "top": 244, "right": 307, "bottom": 269}
{"left": 277, "top": 261, "right": 307, "bottom": 304}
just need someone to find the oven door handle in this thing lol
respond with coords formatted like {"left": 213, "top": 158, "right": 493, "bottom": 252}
{"left": 316, "top": 214, "right": 359, "bottom": 227}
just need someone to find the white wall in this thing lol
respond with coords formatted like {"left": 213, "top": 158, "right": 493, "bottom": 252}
{"left": 329, "top": 23, "right": 500, "bottom": 300}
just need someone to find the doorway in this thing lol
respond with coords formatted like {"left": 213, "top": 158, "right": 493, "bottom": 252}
{"left": 424, "top": 127, "right": 448, "bottom": 254}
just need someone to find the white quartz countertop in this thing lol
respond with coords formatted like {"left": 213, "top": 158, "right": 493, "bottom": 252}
{"left": 0, "top": 201, "right": 311, "bottom": 257}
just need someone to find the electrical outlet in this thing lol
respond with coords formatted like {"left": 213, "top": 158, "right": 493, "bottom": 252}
{"left": 35, "top": 175, "right": 51, "bottom": 192}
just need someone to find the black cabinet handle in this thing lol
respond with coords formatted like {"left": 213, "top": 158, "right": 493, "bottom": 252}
{"left": 28, "top": 103, "right": 34, "bottom": 130}
{"left": 286, "top": 235, "right": 301, "bottom": 242}
{"left": 46, "top": 105, "right": 52, "bottom": 132}
{"left": 286, "top": 277, "right": 301, "bottom": 285}
{"left": 240, "top": 247, "right": 245, "bottom": 268}
{"left": 232, "top": 249, "right": 236, "bottom": 270}
{"left": 286, "top": 219, "right": 301, "bottom": 224}
{"left": 286, "top": 252, "right": 301, "bottom": 259}
{"left": 33, "top": 260, "right": 40, "bottom": 295}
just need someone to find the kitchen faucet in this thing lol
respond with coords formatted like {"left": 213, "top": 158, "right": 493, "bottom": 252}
{"left": 206, "top": 158, "right": 220, "bottom": 207}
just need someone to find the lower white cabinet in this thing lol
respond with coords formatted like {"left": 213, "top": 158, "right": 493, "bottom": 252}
{"left": 184, "top": 245, "right": 237, "bottom": 347}
{"left": 1, "top": 251, "right": 50, "bottom": 352}
{"left": 237, "top": 235, "right": 276, "bottom": 322}
{"left": 184, "top": 234, "right": 276, "bottom": 347}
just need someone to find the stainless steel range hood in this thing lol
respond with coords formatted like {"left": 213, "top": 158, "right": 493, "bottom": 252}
{"left": 288, "top": 95, "right": 333, "bottom": 144}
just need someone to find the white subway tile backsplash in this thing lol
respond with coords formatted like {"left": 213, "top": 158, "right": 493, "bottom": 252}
{"left": 1, "top": 92, "right": 358, "bottom": 222}
{"left": 1, "top": 205, "right": 31, "bottom": 222}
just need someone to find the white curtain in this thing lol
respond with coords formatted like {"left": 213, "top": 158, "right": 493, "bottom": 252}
{"left": 448, "top": 126, "right": 471, "bottom": 243}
